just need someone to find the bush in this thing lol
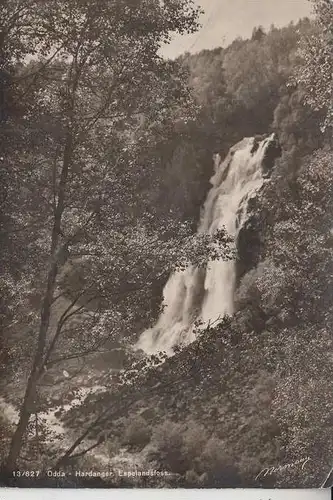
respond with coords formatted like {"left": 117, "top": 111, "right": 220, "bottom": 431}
{"left": 182, "top": 423, "right": 209, "bottom": 464}
{"left": 148, "top": 420, "right": 242, "bottom": 487}
{"left": 121, "top": 416, "right": 151, "bottom": 451}
{"left": 149, "top": 420, "right": 210, "bottom": 477}
{"left": 149, "top": 420, "right": 187, "bottom": 473}
{"left": 198, "top": 436, "right": 241, "bottom": 487}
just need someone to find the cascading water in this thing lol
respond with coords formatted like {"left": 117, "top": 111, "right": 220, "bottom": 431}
{"left": 137, "top": 134, "right": 277, "bottom": 355}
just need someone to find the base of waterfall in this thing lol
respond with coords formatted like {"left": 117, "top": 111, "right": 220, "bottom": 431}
{"left": 136, "top": 134, "right": 279, "bottom": 355}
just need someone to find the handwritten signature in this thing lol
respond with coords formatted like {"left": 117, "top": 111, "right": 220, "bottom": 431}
{"left": 255, "top": 457, "right": 311, "bottom": 481}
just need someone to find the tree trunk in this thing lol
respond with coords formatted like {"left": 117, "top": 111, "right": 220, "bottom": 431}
{"left": 4, "top": 263, "right": 59, "bottom": 472}
{"left": 4, "top": 131, "right": 73, "bottom": 473}
{"left": 5, "top": 370, "right": 39, "bottom": 472}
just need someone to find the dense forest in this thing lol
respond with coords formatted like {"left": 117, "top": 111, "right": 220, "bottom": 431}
{"left": 1, "top": 0, "right": 333, "bottom": 489}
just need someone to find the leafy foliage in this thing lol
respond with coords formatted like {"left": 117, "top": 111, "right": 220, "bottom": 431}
{"left": 0, "top": 0, "right": 208, "bottom": 475}
{"left": 293, "top": 0, "right": 333, "bottom": 131}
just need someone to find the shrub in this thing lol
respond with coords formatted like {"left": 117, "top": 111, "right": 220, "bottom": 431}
{"left": 149, "top": 420, "right": 187, "bottom": 473}
{"left": 149, "top": 420, "right": 209, "bottom": 477}
{"left": 198, "top": 436, "right": 241, "bottom": 487}
{"left": 121, "top": 416, "right": 151, "bottom": 451}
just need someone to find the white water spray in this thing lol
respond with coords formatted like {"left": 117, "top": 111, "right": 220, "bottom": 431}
{"left": 137, "top": 134, "right": 276, "bottom": 355}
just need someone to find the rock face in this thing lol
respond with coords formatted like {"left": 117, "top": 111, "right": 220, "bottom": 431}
{"left": 262, "top": 135, "right": 282, "bottom": 177}
{"left": 235, "top": 196, "right": 263, "bottom": 287}
{"left": 235, "top": 134, "right": 281, "bottom": 286}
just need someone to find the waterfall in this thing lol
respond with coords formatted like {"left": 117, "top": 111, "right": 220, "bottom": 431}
{"left": 137, "top": 134, "right": 276, "bottom": 355}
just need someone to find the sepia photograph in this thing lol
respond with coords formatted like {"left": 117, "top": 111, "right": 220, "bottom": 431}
{"left": 0, "top": 0, "right": 333, "bottom": 490}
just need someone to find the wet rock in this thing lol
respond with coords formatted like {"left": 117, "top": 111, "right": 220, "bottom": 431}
{"left": 235, "top": 134, "right": 281, "bottom": 285}
{"left": 235, "top": 197, "right": 264, "bottom": 286}
{"left": 262, "top": 134, "right": 282, "bottom": 177}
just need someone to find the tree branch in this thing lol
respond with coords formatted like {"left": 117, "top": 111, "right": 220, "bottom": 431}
{"left": 41, "top": 287, "right": 94, "bottom": 371}
{"left": 53, "top": 336, "right": 209, "bottom": 467}
{"left": 65, "top": 437, "right": 105, "bottom": 461}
